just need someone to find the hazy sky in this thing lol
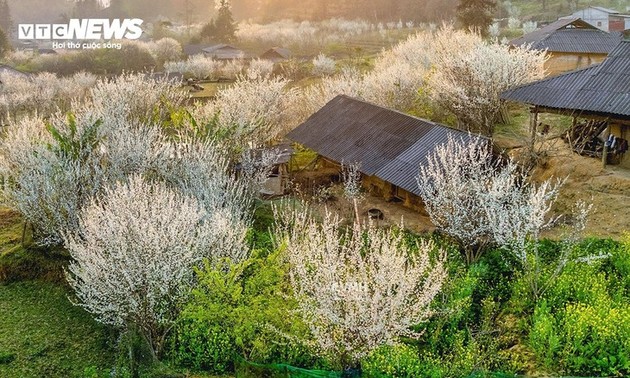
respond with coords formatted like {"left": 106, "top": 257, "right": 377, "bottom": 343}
{"left": 5, "top": 0, "right": 458, "bottom": 25}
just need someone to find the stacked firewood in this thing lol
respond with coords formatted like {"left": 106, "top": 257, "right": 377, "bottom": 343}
{"left": 563, "top": 120, "right": 608, "bottom": 156}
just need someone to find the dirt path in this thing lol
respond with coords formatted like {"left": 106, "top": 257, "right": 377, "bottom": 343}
{"left": 531, "top": 143, "right": 630, "bottom": 239}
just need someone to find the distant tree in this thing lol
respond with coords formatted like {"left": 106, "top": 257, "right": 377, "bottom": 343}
{"left": 456, "top": 0, "right": 497, "bottom": 36}
{"left": 199, "top": 20, "right": 217, "bottom": 41}
{"left": 566, "top": 0, "right": 579, "bottom": 12}
{"left": 0, "top": 0, "right": 12, "bottom": 35}
{"left": 213, "top": 0, "right": 237, "bottom": 42}
{"left": 0, "top": 26, "right": 11, "bottom": 59}
{"left": 72, "top": 0, "right": 101, "bottom": 18}
{"left": 428, "top": 26, "right": 546, "bottom": 136}
{"left": 107, "top": 0, "right": 129, "bottom": 18}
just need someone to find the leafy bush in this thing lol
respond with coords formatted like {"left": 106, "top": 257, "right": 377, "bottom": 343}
{"left": 410, "top": 246, "right": 524, "bottom": 377}
{"left": 528, "top": 239, "right": 630, "bottom": 376}
{"left": 170, "top": 250, "right": 317, "bottom": 374}
{"left": 362, "top": 344, "right": 424, "bottom": 378}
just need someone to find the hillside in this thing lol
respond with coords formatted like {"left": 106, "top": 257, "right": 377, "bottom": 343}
{"left": 510, "top": 0, "right": 629, "bottom": 22}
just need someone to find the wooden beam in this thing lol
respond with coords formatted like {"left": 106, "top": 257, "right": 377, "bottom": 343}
{"left": 532, "top": 106, "right": 630, "bottom": 125}
{"left": 602, "top": 121, "right": 610, "bottom": 168}
{"left": 529, "top": 106, "right": 539, "bottom": 152}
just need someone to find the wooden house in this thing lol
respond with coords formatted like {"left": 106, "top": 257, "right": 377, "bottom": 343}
{"left": 202, "top": 44, "right": 245, "bottom": 60}
{"left": 260, "top": 47, "right": 292, "bottom": 62}
{"left": 286, "top": 95, "right": 487, "bottom": 210}
{"left": 501, "top": 41, "right": 630, "bottom": 168}
{"left": 510, "top": 18, "right": 620, "bottom": 76}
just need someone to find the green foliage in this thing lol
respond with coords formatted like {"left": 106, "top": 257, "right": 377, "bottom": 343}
{"left": 456, "top": 0, "right": 497, "bottom": 36}
{"left": 46, "top": 114, "right": 102, "bottom": 162}
{"left": 170, "top": 249, "right": 317, "bottom": 374}
{"left": 410, "top": 249, "right": 518, "bottom": 377}
{"left": 362, "top": 344, "right": 424, "bottom": 378}
{"left": 200, "top": 0, "right": 237, "bottom": 42}
{"left": 111, "top": 326, "right": 189, "bottom": 378}
{"left": 528, "top": 238, "right": 630, "bottom": 376}
{"left": 0, "top": 282, "right": 115, "bottom": 377}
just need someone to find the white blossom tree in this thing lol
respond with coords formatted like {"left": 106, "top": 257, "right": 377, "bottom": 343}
{"left": 165, "top": 55, "right": 222, "bottom": 80}
{"left": 64, "top": 176, "right": 219, "bottom": 359}
{"left": 416, "top": 134, "right": 584, "bottom": 275}
{"left": 276, "top": 208, "right": 446, "bottom": 368}
{"left": 311, "top": 53, "right": 336, "bottom": 76}
{"left": 0, "top": 74, "right": 261, "bottom": 247}
{"left": 427, "top": 26, "right": 547, "bottom": 136}
{"left": 417, "top": 135, "right": 497, "bottom": 262}
{"left": 196, "top": 74, "right": 299, "bottom": 148}
{"left": 147, "top": 37, "right": 182, "bottom": 66}
{"left": 246, "top": 58, "right": 275, "bottom": 79}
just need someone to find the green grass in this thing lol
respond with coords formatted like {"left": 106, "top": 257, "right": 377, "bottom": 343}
{"left": 0, "top": 281, "right": 115, "bottom": 378}
{"left": 0, "top": 206, "right": 234, "bottom": 377}
{"left": 0, "top": 207, "right": 115, "bottom": 377}
{"left": 0, "top": 208, "right": 23, "bottom": 256}
{"left": 0, "top": 208, "right": 68, "bottom": 283}
{"left": 186, "top": 82, "right": 232, "bottom": 99}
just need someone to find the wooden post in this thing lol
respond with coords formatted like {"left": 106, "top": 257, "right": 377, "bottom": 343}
{"left": 529, "top": 106, "right": 539, "bottom": 157}
{"left": 568, "top": 116, "right": 577, "bottom": 151}
{"left": 602, "top": 122, "right": 610, "bottom": 168}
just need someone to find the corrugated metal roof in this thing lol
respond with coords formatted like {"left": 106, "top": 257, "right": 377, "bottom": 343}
{"left": 286, "top": 95, "right": 486, "bottom": 196}
{"left": 501, "top": 41, "right": 630, "bottom": 118}
{"left": 590, "top": 6, "right": 619, "bottom": 14}
{"left": 261, "top": 47, "right": 291, "bottom": 60}
{"left": 510, "top": 18, "right": 620, "bottom": 53}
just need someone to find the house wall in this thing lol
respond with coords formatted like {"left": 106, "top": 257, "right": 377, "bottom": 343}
{"left": 609, "top": 123, "right": 630, "bottom": 169}
{"left": 545, "top": 52, "right": 607, "bottom": 76}
{"left": 319, "top": 157, "right": 427, "bottom": 212}
{"left": 609, "top": 16, "right": 626, "bottom": 31}
{"left": 570, "top": 8, "right": 610, "bottom": 31}
{"left": 362, "top": 175, "right": 426, "bottom": 213}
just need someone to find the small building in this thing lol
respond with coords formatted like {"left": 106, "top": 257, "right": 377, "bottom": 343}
{"left": 501, "top": 41, "right": 630, "bottom": 168}
{"left": 183, "top": 43, "right": 211, "bottom": 57}
{"left": 260, "top": 47, "right": 292, "bottom": 62}
{"left": 510, "top": 18, "right": 621, "bottom": 76}
{"left": 202, "top": 44, "right": 245, "bottom": 60}
{"left": 259, "top": 144, "right": 293, "bottom": 196}
{"left": 286, "top": 95, "right": 486, "bottom": 210}
{"left": 567, "top": 6, "right": 630, "bottom": 32}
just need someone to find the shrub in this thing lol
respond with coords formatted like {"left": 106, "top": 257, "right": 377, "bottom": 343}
{"left": 171, "top": 250, "right": 316, "bottom": 374}
{"left": 311, "top": 54, "right": 336, "bottom": 76}
{"left": 362, "top": 344, "right": 424, "bottom": 378}
{"left": 528, "top": 246, "right": 630, "bottom": 376}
